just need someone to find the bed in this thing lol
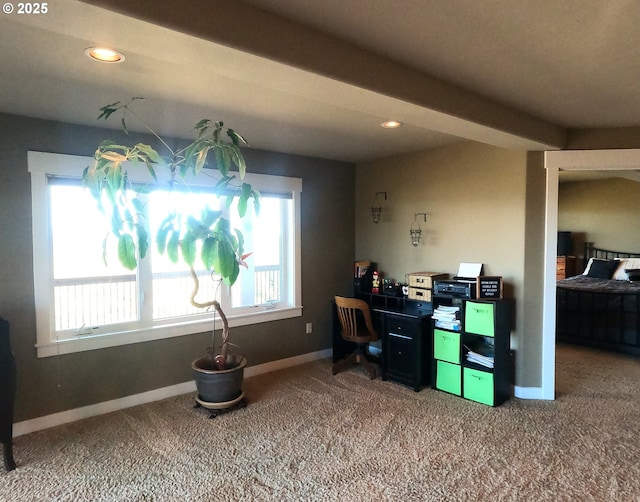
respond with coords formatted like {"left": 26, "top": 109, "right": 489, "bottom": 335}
{"left": 556, "top": 242, "right": 640, "bottom": 356}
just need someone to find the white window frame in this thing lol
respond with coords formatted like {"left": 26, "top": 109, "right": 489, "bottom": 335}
{"left": 29, "top": 151, "right": 302, "bottom": 358}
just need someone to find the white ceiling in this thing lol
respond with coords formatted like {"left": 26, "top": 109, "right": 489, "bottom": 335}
{"left": 0, "top": 0, "right": 638, "bottom": 163}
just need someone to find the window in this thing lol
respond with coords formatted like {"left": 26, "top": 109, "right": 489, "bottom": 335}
{"left": 29, "top": 151, "right": 302, "bottom": 357}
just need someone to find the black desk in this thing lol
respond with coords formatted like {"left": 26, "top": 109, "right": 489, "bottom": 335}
{"left": 332, "top": 294, "right": 433, "bottom": 391}
{"left": 0, "top": 317, "right": 16, "bottom": 471}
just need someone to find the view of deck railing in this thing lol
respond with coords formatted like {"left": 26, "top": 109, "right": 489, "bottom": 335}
{"left": 254, "top": 264, "right": 280, "bottom": 305}
{"left": 53, "top": 265, "right": 281, "bottom": 332}
{"left": 54, "top": 275, "right": 138, "bottom": 332}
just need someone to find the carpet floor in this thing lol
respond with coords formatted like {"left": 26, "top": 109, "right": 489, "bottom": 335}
{"left": 2, "top": 343, "right": 640, "bottom": 501}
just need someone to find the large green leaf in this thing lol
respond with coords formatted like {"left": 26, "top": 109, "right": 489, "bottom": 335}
{"left": 97, "top": 101, "right": 122, "bottom": 120}
{"left": 224, "top": 258, "right": 240, "bottom": 286}
{"left": 131, "top": 197, "right": 145, "bottom": 214}
{"left": 181, "top": 234, "right": 197, "bottom": 266}
{"left": 214, "top": 216, "right": 231, "bottom": 236}
{"left": 214, "top": 148, "right": 228, "bottom": 177}
{"left": 155, "top": 214, "right": 174, "bottom": 254}
{"left": 143, "top": 159, "right": 158, "bottom": 182}
{"left": 227, "top": 128, "right": 248, "bottom": 147}
{"left": 235, "top": 229, "right": 245, "bottom": 259}
{"left": 186, "top": 215, "right": 200, "bottom": 232}
{"left": 98, "top": 140, "right": 128, "bottom": 151}
{"left": 194, "top": 146, "right": 211, "bottom": 173}
{"left": 215, "top": 239, "right": 236, "bottom": 279}
{"left": 237, "top": 196, "right": 247, "bottom": 218}
{"left": 201, "top": 236, "right": 216, "bottom": 269}
{"left": 209, "top": 239, "right": 221, "bottom": 276}
{"left": 201, "top": 207, "right": 221, "bottom": 228}
{"left": 214, "top": 219, "right": 239, "bottom": 254}
{"left": 238, "top": 183, "right": 254, "bottom": 217}
{"left": 252, "top": 188, "right": 262, "bottom": 215}
{"left": 124, "top": 208, "right": 135, "bottom": 231}
{"left": 135, "top": 224, "right": 149, "bottom": 259}
{"left": 118, "top": 234, "right": 137, "bottom": 270}
{"left": 194, "top": 119, "right": 211, "bottom": 136}
{"left": 111, "top": 206, "right": 123, "bottom": 236}
{"left": 235, "top": 148, "right": 246, "bottom": 179}
{"left": 167, "top": 230, "right": 180, "bottom": 263}
{"left": 179, "top": 161, "right": 189, "bottom": 179}
{"left": 135, "top": 143, "right": 161, "bottom": 163}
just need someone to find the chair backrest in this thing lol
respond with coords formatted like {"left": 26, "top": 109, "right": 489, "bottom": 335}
{"left": 334, "top": 296, "right": 378, "bottom": 342}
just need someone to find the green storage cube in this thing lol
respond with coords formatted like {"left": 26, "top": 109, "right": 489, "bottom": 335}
{"left": 463, "top": 367, "right": 494, "bottom": 406}
{"left": 433, "top": 329, "right": 461, "bottom": 364}
{"left": 465, "top": 301, "right": 495, "bottom": 337}
{"left": 435, "top": 360, "right": 461, "bottom": 396}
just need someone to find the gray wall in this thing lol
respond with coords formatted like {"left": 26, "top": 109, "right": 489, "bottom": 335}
{"left": 0, "top": 112, "right": 355, "bottom": 422}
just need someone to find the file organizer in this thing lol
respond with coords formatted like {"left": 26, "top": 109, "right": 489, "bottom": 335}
{"left": 432, "top": 299, "right": 511, "bottom": 406}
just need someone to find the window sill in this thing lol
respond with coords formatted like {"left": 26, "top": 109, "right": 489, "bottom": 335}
{"left": 36, "top": 307, "right": 303, "bottom": 358}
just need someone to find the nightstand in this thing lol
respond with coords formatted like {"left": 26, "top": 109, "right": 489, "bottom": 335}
{"left": 556, "top": 256, "right": 576, "bottom": 280}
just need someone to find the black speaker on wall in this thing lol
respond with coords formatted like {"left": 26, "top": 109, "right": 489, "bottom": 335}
{"left": 557, "top": 231, "right": 573, "bottom": 256}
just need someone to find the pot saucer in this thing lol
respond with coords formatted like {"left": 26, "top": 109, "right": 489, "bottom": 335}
{"left": 195, "top": 391, "right": 245, "bottom": 410}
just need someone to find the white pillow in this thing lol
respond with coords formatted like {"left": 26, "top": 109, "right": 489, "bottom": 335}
{"left": 612, "top": 258, "right": 640, "bottom": 281}
{"left": 625, "top": 258, "right": 640, "bottom": 269}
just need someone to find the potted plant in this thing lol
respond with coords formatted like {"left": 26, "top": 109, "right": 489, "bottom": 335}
{"left": 83, "top": 98, "right": 260, "bottom": 411}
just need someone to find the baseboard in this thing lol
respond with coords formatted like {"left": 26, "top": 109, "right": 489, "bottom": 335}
{"left": 244, "top": 348, "right": 332, "bottom": 378}
{"left": 514, "top": 385, "right": 551, "bottom": 400}
{"left": 13, "top": 348, "right": 332, "bottom": 437}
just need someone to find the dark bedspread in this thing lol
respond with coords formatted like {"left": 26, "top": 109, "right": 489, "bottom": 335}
{"left": 556, "top": 275, "right": 640, "bottom": 356}
{"left": 557, "top": 275, "right": 640, "bottom": 294}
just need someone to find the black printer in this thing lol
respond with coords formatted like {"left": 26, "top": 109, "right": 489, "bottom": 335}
{"left": 433, "top": 262, "right": 483, "bottom": 301}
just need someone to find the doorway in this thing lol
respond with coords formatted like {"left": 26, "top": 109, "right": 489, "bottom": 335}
{"left": 542, "top": 149, "right": 640, "bottom": 399}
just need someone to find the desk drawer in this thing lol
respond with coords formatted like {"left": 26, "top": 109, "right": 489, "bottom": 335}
{"left": 383, "top": 315, "right": 430, "bottom": 391}
{"left": 408, "top": 272, "right": 447, "bottom": 289}
{"left": 387, "top": 316, "right": 418, "bottom": 338}
{"left": 408, "top": 287, "right": 432, "bottom": 302}
{"left": 464, "top": 301, "right": 495, "bottom": 337}
{"left": 433, "top": 329, "right": 461, "bottom": 364}
{"left": 385, "top": 332, "right": 413, "bottom": 379}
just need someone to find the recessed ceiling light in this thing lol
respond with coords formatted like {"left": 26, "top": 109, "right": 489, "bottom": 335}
{"left": 85, "top": 47, "right": 125, "bottom": 63}
{"left": 381, "top": 120, "right": 402, "bottom": 129}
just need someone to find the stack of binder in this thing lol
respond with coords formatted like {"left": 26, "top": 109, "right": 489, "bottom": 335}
{"left": 464, "top": 344, "right": 495, "bottom": 369}
{"left": 432, "top": 305, "right": 461, "bottom": 331}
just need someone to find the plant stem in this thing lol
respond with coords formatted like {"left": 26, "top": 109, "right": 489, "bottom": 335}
{"left": 188, "top": 265, "right": 229, "bottom": 364}
{"left": 124, "top": 104, "right": 175, "bottom": 156}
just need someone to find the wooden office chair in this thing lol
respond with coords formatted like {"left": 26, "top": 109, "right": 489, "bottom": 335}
{"left": 333, "top": 296, "right": 379, "bottom": 379}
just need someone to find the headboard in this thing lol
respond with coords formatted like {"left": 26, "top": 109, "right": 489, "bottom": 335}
{"left": 584, "top": 242, "right": 640, "bottom": 270}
